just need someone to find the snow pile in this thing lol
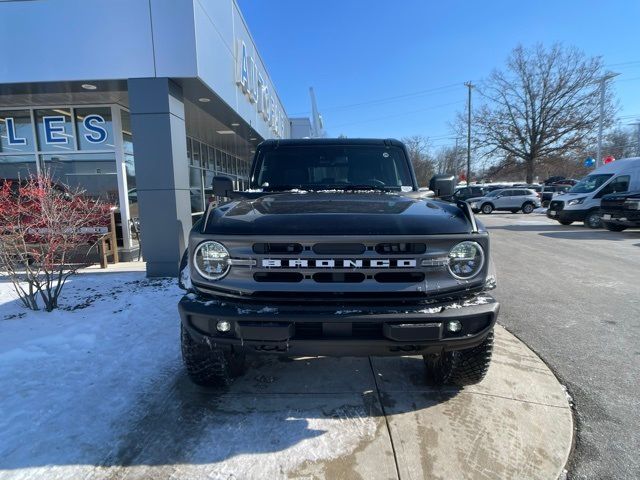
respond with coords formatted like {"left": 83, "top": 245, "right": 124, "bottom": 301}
{"left": 560, "top": 384, "right": 574, "bottom": 407}
{"left": 0, "top": 274, "right": 380, "bottom": 479}
{"left": 0, "top": 273, "right": 183, "bottom": 479}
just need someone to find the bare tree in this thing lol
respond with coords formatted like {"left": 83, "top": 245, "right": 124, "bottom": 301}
{"left": 473, "top": 44, "right": 614, "bottom": 183}
{"left": 0, "top": 174, "right": 110, "bottom": 311}
{"left": 602, "top": 128, "right": 637, "bottom": 160}
{"left": 433, "top": 144, "right": 466, "bottom": 176}
{"left": 402, "top": 135, "right": 434, "bottom": 186}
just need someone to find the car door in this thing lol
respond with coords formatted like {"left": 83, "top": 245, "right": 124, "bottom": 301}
{"left": 512, "top": 189, "right": 528, "bottom": 208}
{"left": 455, "top": 188, "right": 470, "bottom": 200}
{"left": 595, "top": 175, "right": 630, "bottom": 199}
{"left": 470, "top": 187, "right": 485, "bottom": 199}
{"left": 494, "top": 190, "right": 512, "bottom": 209}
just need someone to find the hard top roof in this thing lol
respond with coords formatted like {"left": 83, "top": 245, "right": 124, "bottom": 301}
{"left": 258, "top": 138, "right": 404, "bottom": 148}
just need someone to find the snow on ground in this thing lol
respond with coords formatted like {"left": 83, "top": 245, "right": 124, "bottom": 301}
{"left": 0, "top": 273, "right": 183, "bottom": 479}
{"left": 0, "top": 273, "right": 380, "bottom": 480}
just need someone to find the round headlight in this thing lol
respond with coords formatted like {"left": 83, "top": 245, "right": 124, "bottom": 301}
{"left": 193, "top": 241, "right": 230, "bottom": 281}
{"left": 447, "top": 241, "right": 485, "bottom": 280}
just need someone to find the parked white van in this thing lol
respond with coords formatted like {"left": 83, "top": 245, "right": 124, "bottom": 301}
{"left": 547, "top": 157, "right": 640, "bottom": 228}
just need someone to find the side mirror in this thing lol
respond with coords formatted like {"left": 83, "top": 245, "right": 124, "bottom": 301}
{"left": 429, "top": 174, "right": 456, "bottom": 197}
{"left": 212, "top": 176, "right": 235, "bottom": 198}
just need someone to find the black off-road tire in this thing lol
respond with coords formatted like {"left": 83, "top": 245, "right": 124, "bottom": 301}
{"left": 559, "top": 220, "right": 573, "bottom": 225}
{"left": 584, "top": 210, "right": 602, "bottom": 229}
{"left": 423, "top": 330, "right": 494, "bottom": 386}
{"left": 603, "top": 221, "right": 627, "bottom": 232}
{"left": 522, "top": 202, "right": 535, "bottom": 214}
{"left": 180, "top": 324, "right": 246, "bottom": 387}
{"left": 481, "top": 203, "right": 494, "bottom": 215}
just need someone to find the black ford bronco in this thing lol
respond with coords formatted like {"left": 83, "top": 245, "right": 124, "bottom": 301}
{"left": 600, "top": 190, "right": 640, "bottom": 231}
{"left": 178, "top": 139, "right": 499, "bottom": 387}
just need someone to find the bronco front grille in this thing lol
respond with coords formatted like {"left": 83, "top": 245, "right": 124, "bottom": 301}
{"left": 190, "top": 234, "right": 489, "bottom": 300}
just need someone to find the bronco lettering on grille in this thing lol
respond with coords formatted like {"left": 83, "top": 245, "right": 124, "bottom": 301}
{"left": 261, "top": 259, "right": 417, "bottom": 268}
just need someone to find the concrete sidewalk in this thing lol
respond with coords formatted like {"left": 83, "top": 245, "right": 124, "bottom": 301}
{"left": 94, "top": 326, "right": 573, "bottom": 479}
{"left": 79, "top": 260, "right": 147, "bottom": 274}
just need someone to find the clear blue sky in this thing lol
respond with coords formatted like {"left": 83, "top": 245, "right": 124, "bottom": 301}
{"left": 238, "top": 0, "right": 640, "bottom": 147}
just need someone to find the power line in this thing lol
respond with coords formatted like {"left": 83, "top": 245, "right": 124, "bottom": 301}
{"left": 616, "top": 76, "right": 640, "bottom": 83}
{"left": 330, "top": 100, "right": 464, "bottom": 129}
{"left": 606, "top": 60, "right": 640, "bottom": 67}
{"left": 288, "top": 81, "right": 465, "bottom": 116}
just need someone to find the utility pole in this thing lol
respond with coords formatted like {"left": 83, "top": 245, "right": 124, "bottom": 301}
{"left": 464, "top": 82, "right": 474, "bottom": 185}
{"left": 630, "top": 121, "right": 640, "bottom": 157}
{"left": 596, "top": 72, "right": 620, "bottom": 166}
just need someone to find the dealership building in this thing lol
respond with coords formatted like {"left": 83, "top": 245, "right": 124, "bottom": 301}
{"left": 0, "top": 0, "right": 306, "bottom": 276}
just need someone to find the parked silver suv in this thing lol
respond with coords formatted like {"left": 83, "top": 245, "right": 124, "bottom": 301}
{"left": 468, "top": 188, "right": 541, "bottom": 214}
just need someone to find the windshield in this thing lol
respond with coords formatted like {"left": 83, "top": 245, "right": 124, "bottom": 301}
{"left": 569, "top": 174, "right": 614, "bottom": 194}
{"left": 251, "top": 145, "right": 414, "bottom": 191}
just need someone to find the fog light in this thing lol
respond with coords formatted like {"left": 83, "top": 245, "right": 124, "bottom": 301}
{"left": 447, "top": 320, "right": 462, "bottom": 333}
{"left": 216, "top": 320, "right": 231, "bottom": 332}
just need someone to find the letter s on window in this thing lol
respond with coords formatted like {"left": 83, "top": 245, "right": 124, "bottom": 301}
{"left": 83, "top": 114, "right": 107, "bottom": 143}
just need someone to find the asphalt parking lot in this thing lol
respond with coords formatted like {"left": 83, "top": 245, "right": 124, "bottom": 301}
{"left": 484, "top": 213, "right": 640, "bottom": 480}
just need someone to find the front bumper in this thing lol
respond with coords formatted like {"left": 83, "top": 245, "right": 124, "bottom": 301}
{"left": 547, "top": 207, "right": 587, "bottom": 223}
{"left": 601, "top": 209, "right": 640, "bottom": 227}
{"left": 179, "top": 293, "right": 499, "bottom": 356}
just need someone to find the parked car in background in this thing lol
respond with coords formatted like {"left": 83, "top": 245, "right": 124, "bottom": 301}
{"left": 442, "top": 185, "right": 488, "bottom": 202}
{"left": 543, "top": 175, "right": 566, "bottom": 185}
{"left": 599, "top": 190, "right": 640, "bottom": 231}
{"left": 547, "top": 157, "right": 640, "bottom": 228}
{"left": 541, "top": 184, "right": 571, "bottom": 207}
{"left": 553, "top": 179, "right": 578, "bottom": 186}
{"left": 468, "top": 188, "right": 541, "bottom": 214}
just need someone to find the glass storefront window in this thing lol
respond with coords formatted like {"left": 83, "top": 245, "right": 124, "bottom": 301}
{"left": 41, "top": 152, "right": 119, "bottom": 204}
{"left": 75, "top": 107, "right": 114, "bottom": 151}
{"left": 121, "top": 110, "right": 134, "bottom": 156}
{"left": 189, "top": 167, "right": 204, "bottom": 214}
{"left": 35, "top": 108, "right": 75, "bottom": 152}
{"left": 201, "top": 144, "right": 208, "bottom": 169}
{"left": 192, "top": 141, "right": 201, "bottom": 167}
{"left": 208, "top": 146, "right": 215, "bottom": 171}
{"left": 0, "top": 154, "right": 38, "bottom": 180}
{"left": 204, "top": 170, "right": 215, "bottom": 204}
{"left": 120, "top": 110, "right": 138, "bottom": 220}
{"left": 0, "top": 110, "right": 34, "bottom": 153}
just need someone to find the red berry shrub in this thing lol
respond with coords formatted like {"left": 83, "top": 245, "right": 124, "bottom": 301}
{"left": 0, "top": 174, "right": 111, "bottom": 311}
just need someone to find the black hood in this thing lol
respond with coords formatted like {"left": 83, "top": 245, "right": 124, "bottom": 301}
{"left": 203, "top": 192, "right": 473, "bottom": 235}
